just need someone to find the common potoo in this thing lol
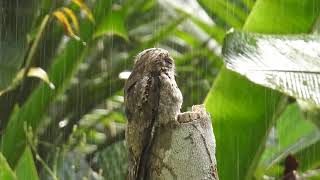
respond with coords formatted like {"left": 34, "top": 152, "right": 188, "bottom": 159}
{"left": 124, "top": 48, "right": 183, "bottom": 180}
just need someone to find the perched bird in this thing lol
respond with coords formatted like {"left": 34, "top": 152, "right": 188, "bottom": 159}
{"left": 124, "top": 48, "right": 183, "bottom": 180}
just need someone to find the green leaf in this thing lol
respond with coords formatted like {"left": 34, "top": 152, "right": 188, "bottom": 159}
{"left": 94, "top": 9, "right": 128, "bottom": 41}
{"left": 295, "top": 134, "right": 320, "bottom": 171}
{"left": 136, "top": 16, "right": 186, "bottom": 55}
{"left": 244, "top": 0, "right": 320, "bottom": 34}
{"left": 242, "top": 0, "right": 255, "bottom": 10}
{"left": 298, "top": 100, "right": 320, "bottom": 128}
{"left": 174, "top": 30, "right": 202, "bottom": 47}
{"left": 0, "top": 153, "right": 16, "bottom": 180}
{"left": 205, "top": 0, "right": 320, "bottom": 179}
{"left": 205, "top": 68, "right": 283, "bottom": 180}
{"left": 277, "top": 104, "right": 317, "bottom": 151}
{"left": 258, "top": 103, "right": 319, "bottom": 177}
{"left": 187, "top": 15, "right": 225, "bottom": 44}
{"left": 198, "top": 0, "right": 246, "bottom": 28}
{"left": 0, "top": 0, "right": 112, "bottom": 167}
{"left": 129, "top": 16, "right": 186, "bottom": 57}
{"left": 0, "top": 39, "right": 87, "bottom": 168}
{"left": 15, "top": 147, "right": 39, "bottom": 180}
{"left": 0, "top": 0, "right": 37, "bottom": 91}
{"left": 223, "top": 31, "right": 320, "bottom": 107}
{"left": 161, "top": 0, "right": 225, "bottom": 44}
{"left": 215, "top": 0, "right": 249, "bottom": 22}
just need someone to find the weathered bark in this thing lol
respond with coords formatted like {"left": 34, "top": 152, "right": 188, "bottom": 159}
{"left": 125, "top": 48, "right": 218, "bottom": 180}
{"left": 148, "top": 105, "right": 218, "bottom": 180}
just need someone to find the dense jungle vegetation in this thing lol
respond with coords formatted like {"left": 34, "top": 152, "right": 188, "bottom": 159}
{"left": 1, "top": 0, "right": 320, "bottom": 179}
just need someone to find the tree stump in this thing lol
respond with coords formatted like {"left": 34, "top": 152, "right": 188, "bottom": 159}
{"left": 148, "top": 105, "right": 218, "bottom": 180}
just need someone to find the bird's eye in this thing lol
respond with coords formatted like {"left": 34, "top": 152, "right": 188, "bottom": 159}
{"left": 164, "top": 58, "right": 173, "bottom": 65}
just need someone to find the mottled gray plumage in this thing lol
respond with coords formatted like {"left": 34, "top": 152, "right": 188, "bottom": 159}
{"left": 124, "top": 48, "right": 182, "bottom": 180}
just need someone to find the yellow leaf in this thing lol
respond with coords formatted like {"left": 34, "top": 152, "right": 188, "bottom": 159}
{"left": 62, "top": 7, "right": 80, "bottom": 33}
{"left": 53, "top": 10, "right": 80, "bottom": 41}
{"left": 0, "top": 68, "right": 55, "bottom": 96}
{"left": 72, "top": 0, "right": 95, "bottom": 23}
{"left": 26, "top": 68, "right": 55, "bottom": 89}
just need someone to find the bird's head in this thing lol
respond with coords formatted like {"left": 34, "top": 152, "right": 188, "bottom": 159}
{"left": 134, "top": 48, "right": 174, "bottom": 75}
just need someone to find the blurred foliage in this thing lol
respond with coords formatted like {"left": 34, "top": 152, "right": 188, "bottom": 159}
{"left": 15, "top": 147, "right": 39, "bottom": 180}
{"left": 0, "top": 153, "right": 16, "bottom": 180}
{"left": 0, "top": 0, "right": 320, "bottom": 179}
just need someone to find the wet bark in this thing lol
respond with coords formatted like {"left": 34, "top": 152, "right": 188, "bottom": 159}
{"left": 146, "top": 105, "right": 219, "bottom": 180}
